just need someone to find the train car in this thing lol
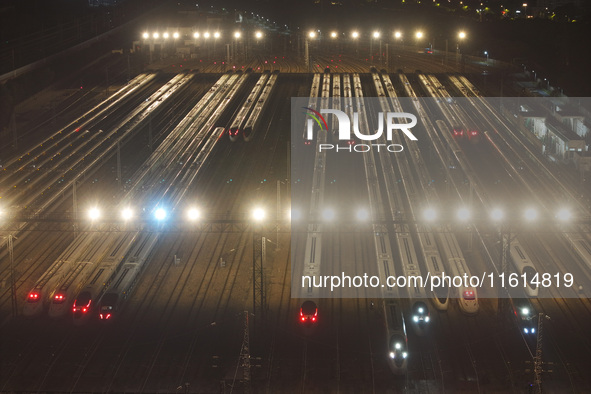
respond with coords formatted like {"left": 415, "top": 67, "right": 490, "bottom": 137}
{"left": 23, "top": 232, "right": 94, "bottom": 317}
{"left": 436, "top": 231, "right": 479, "bottom": 315}
{"left": 243, "top": 71, "right": 279, "bottom": 142}
{"left": 23, "top": 260, "right": 71, "bottom": 317}
{"left": 299, "top": 300, "right": 318, "bottom": 325}
{"left": 48, "top": 234, "right": 114, "bottom": 319}
{"left": 508, "top": 240, "right": 539, "bottom": 297}
{"left": 97, "top": 232, "right": 160, "bottom": 321}
{"left": 410, "top": 300, "right": 430, "bottom": 326}
{"left": 72, "top": 232, "right": 139, "bottom": 325}
{"left": 372, "top": 71, "right": 432, "bottom": 335}
{"left": 302, "top": 73, "right": 321, "bottom": 146}
{"left": 228, "top": 72, "right": 269, "bottom": 142}
{"left": 510, "top": 298, "right": 537, "bottom": 336}
{"left": 384, "top": 300, "right": 408, "bottom": 375}
{"left": 452, "top": 125, "right": 466, "bottom": 140}
{"left": 567, "top": 236, "right": 591, "bottom": 280}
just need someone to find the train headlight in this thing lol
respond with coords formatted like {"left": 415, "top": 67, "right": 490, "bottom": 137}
{"left": 413, "top": 315, "right": 419, "bottom": 323}
{"left": 395, "top": 342, "right": 401, "bottom": 350}
{"left": 418, "top": 307, "right": 424, "bottom": 314}
{"left": 389, "top": 352, "right": 395, "bottom": 359}
{"left": 425, "top": 316, "right": 430, "bottom": 323}
{"left": 402, "top": 352, "right": 408, "bottom": 359}
{"left": 524, "top": 328, "right": 529, "bottom": 334}
{"left": 521, "top": 307, "right": 530, "bottom": 316}
{"left": 531, "top": 328, "right": 535, "bottom": 334}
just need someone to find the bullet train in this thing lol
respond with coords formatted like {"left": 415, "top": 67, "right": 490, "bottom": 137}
{"left": 23, "top": 232, "right": 94, "bottom": 317}
{"left": 48, "top": 234, "right": 114, "bottom": 319}
{"left": 436, "top": 230, "right": 479, "bottom": 315}
{"left": 509, "top": 240, "right": 539, "bottom": 297}
{"left": 511, "top": 297, "right": 537, "bottom": 336}
{"left": 384, "top": 299, "right": 408, "bottom": 374}
{"left": 228, "top": 71, "right": 269, "bottom": 142}
{"left": 97, "top": 232, "right": 159, "bottom": 321}
{"left": 72, "top": 232, "right": 139, "bottom": 324}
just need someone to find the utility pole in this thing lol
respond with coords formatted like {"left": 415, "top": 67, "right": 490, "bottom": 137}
{"left": 304, "top": 39, "right": 309, "bottom": 71}
{"left": 498, "top": 225, "right": 511, "bottom": 323}
{"left": 252, "top": 234, "right": 266, "bottom": 325}
{"left": 116, "top": 139, "right": 122, "bottom": 188}
{"left": 8, "top": 235, "right": 17, "bottom": 317}
{"left": 11, "top": 111, "right": 17, "bottom": 150}
{"left": 239, "top": 311, "right": 251, "bottom": 393}
{"left": 276, "top": 181, "right": 281, "bottom": 250}
{"left": 73, "top": 179, "right": 78, "bottom": 235}
{"left": 534, "top": 313, "right": 550, "bottom": 394}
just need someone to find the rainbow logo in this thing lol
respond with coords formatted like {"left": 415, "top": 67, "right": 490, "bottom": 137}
{"left": 303, "top": 107, "right": 328, "bottom": 137}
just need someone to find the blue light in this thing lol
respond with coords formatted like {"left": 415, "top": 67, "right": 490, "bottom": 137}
{"left": 155, "top": 208, "right": 167, "bottom": 221}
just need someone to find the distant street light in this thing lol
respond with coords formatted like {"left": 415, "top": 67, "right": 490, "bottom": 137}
{"left": 394, "top": 31, "right": 402, "bottom": 39}
{"left": 142, "top": 32, "right": 149, "bottom": 39}
{"left": 255, "top": 31, "right": 263, "bottom": 39}
{"left": 309, "top": 31, "right": 316, "bottom": 39}
{"left": 155, "top": 208, "right": 167, "bottom": 221}
{"left": 457, "top": 207, "right": 471, "bottom": 222}
{"left": 193, "top": 32, "right": 200, "bottom": 38}
{"left": 173, "top": 32, "right": 179, "bottom": 39}
{"left": 416, "top": 31, "right": 423, "bottom": 39}
{"left": 204, "top": 32, "right": 210, "bottom": 39}
{"left": 153, "top": 32, "right": 159, "bottom": 39}
{"left": 351, "top": 31, "right": 359, "bottom": 39}
{"left": 490, "top": 208, "right": 504, "bottom": 222}
{"left": 187, "top": 208, "right": 201, "bottom": 221}
{"left": 423, "top": 207, "right": 437, "bottom": 222}
{"left": 331, "top": 31, "right": 337, "bottom": 38}
{"left": 163, "top": 32, "right": 169, "bottom": 39}
{"left": 524, "top": 207, "right": 538, "bottom": 222}
{"left": 121, "top": 208, "right": 134, "bottom": 221}
{"left": 234, "top": 31, "right": 241, "bottom": 39}
{"left": 252, "top": 207, "right": 266, "bottom": 222}
{"left": 556, "top": 208, "right": 572, "bottom": 222}
{"left": 214, "top": 31, "right": 221, "bottom": 38}
{"left": 458, "top": 31, "right": 466, "bottom": 40}
{"left": 88, "top": 207, "right": 101, "bottom": 221}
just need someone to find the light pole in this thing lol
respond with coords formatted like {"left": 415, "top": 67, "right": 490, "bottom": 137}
{"left": 523, "top": 3, "right": 528, "bottom": 18}
{"left": 457, "top": 31, "right": 466, "bottom": 72}
{"left": 371, "top": 31, "right": 380, "bottom": 63}
{"left": 351, "top": 31, "right": 359, "bottom": 56}
{"left": 394, "top": 31, "right": 403, "bottom": 48}
{"left": 213, "top": 31, "right": 220, "bottom": 62}
{"left": 484, "top": 50, "right": 489, "bottom": 65}
{"left": 233, "top": 31, "right": 241, "bottom": 63}
{"left": 251, "top": 207, "right": 266, "bottom": 325}
{"left": 415, "top": 30, "right": 423, "bottom": 48}
{"left": 533, "top": 313, "right": 551, "bottom": 394}
{"left": 305, "top": 31, "right": 316, "bottom": 71}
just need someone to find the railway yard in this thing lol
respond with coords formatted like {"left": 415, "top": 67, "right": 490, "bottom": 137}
{"left": 0, "top": 46, "right": 591, "bottom": 393}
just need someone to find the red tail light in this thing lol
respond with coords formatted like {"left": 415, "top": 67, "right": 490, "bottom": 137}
{"left": 28, "top": 292, "right": 40, "bottom": 301}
